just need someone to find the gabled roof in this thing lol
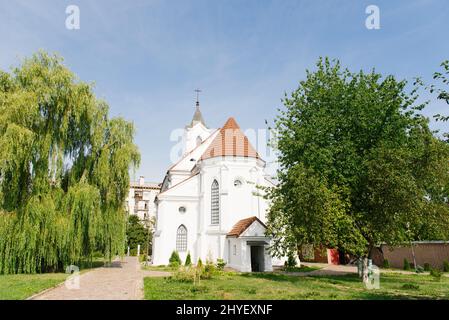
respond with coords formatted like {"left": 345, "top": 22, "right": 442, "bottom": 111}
{"left": 227, "top": 216, "right": 267, "bottom": 237}
{"left": 201, "top": 117, "right": 260, "bottom": 160}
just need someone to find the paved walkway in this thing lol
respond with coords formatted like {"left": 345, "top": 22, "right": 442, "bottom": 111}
{"left": 31, "top": 257, "right": 170, "bottom": 300}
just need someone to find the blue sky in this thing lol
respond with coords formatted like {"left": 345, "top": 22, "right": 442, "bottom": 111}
{"left": 1, "top": 0, "right": 448, "bottom": 182}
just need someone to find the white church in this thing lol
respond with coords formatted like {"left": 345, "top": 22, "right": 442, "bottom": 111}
{"left": 151, "top": 101, "right": 280, "bottom": 272}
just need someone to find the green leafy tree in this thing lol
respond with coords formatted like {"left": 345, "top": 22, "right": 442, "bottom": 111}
{"left": 126, "top": 215, "right": 150, "bottom": 255}
{"left": 430, "top": 60, "right": 449, "bottom": 126}
{"left": 0, "top": 52, "right": 140, "bottom": 274}
{"left": 267, "top": 58, "right": 449, "bottom": 265}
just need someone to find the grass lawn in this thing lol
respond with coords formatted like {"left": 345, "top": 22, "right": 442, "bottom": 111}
{"left": 279, "top": 265, "right": 321, "bottom": 273}
{"left": 0, "top": 258, "right": 107, "bottom": 300}
{"left": 0, "top": 273, "right": 68, "bottom": 300}
{"left": 142, "top": 265, "right": 176, "bottom": 272}
{"left": 144, "top": 272, "right": 449, "bottom": 300}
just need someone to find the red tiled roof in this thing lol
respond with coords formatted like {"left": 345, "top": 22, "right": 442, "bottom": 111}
{"left": 201, "top": 117, "right": 260, "bottom": 160}
{"left": 227, "top": 216, "right": 267, "bottom": 237}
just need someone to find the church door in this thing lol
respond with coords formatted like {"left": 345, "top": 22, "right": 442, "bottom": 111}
{"left": 250, "top": 246, "right": 264, "bottom": 272}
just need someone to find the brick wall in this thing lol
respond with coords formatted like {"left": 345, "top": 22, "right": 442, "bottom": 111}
{"left": 381, "top": 242, "right": 449, "bottom": 269}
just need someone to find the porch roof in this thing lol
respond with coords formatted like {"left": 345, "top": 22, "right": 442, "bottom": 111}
{"left": 227, "top": 216, "right": 267, "bottom": 237}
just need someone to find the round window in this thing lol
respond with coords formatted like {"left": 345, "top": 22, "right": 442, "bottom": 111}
{"left": 179, "top": 206, "right": 187, "bottom": 214}
{"left": 234, "top": 179, "right": 243, "bottom": 188}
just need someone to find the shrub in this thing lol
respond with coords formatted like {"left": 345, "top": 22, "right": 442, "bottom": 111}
{"left": 443, "top": 261, "right": 449, "bottom": 273}
{"left": 430, "top": 268, "right": 442, "bottom": 281}
{"left": 216, "top": 259, "right": 226, "bottom": 271}
{"left": 286, "top": 251, "right": 297, "bottom": 268}
{"left": 423, "top": 263, "right": 431, "bottom": 272}
{"left": 169, "top": 250, "right": 181, "bottom": 268}
{"left": 283, "top": 251, "right": 297, "bottom": 271}
{"left": 202, "top": 261, "right": 217, "bottom": 279}
{"left": 172, "top": 266, "right": 196, "bottom": 283}
{"left": 185, "top": 252, "right": 192, "bottom": 267}
{"left": 382, "top": 259, "right": 390, "bottom": 269}
{"left": 170, "top": 258, "right": 220, "bottom": 282}
{"left": 403, "top": 258, "right": 411, "bottom": 271}
{"left": 415, "top": 265, "right": 424, "bottom": 273}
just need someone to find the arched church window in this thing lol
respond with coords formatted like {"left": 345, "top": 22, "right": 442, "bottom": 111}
{"left": 196, "top": 136, "right": 203, "bottom": 147}
{"left": 211, "top": 180, "right": 220, "bottom": 225}
{"left": 176, "top": 225, "right": 187, "bottom": 252}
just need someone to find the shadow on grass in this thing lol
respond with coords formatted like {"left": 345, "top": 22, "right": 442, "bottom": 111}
{"left": 356, "top": 291, "right": 432, "bottom": 300}
{"left": 241, "top": 272, "right": 361, "bottom": 283}
{"left": 240, "top": 272, "right": 303, "bottom": 283}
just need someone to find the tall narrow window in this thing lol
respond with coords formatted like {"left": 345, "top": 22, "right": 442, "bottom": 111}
{"left": 211, "top": 180, "right": 220, "bottom": 225}
{"left": 176, "top": 225, "right": 187, "bottom": 252}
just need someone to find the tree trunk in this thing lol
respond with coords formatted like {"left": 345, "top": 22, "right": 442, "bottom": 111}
{"left": 362, "top": 257, "right": 369, "bottom": 284}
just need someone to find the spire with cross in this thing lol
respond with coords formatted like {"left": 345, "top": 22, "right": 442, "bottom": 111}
{"left": 195, "top": 88, "right": 201, "bottom": 107}
{"left": 189, "top": 89, "right": 207, "bottom": 128}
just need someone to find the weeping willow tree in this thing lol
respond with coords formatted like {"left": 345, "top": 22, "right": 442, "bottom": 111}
{"left": 0, "top": 51, "right": 140, "bottom": 274}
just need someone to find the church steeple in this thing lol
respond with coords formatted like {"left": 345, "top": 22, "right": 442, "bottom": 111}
{"left": 189, "top": 89, "right": 207, "bottom": 128}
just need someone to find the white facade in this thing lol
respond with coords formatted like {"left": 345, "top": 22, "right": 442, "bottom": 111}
{"left": 152, "top": 106, "right": 278, "bottom": 272}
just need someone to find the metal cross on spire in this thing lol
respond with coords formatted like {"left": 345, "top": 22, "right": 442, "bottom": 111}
{"left": 195, "top": 89, "right": 201, "bottom": 106}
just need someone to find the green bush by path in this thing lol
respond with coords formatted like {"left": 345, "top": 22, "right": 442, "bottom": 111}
{"left": 169, "top": 251, "right": 181, "bottom": 268}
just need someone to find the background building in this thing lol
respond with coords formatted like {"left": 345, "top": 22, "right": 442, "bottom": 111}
{"left": 126, "top": 176, "right": 160, "bottom": 222}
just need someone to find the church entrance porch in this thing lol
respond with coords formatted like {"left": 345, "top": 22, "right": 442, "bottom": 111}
{"left": 226, "top": 216, "right": 274, "bottom": 272}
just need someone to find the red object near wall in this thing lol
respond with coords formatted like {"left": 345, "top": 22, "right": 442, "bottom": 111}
{"left": 327, "top": 249, "right": 340, "bottom": 265}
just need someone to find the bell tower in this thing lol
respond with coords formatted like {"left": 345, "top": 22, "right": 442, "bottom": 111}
{"left": 183, "top": 90, "right": 211, "bottom": 154}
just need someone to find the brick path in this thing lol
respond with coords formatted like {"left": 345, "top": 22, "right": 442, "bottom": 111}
{"left": 31, "top": 256, "right": 170, "bottom": 300}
